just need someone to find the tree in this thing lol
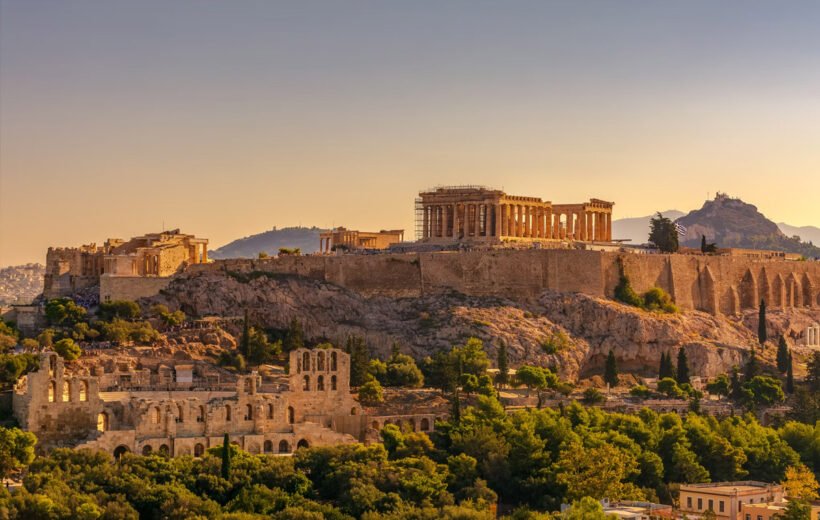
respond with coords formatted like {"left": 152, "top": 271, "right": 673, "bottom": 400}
{"left": 604, "top": 350, "right": 619, "bottom": 388}
{"left": 45, "top": 298, "right": 87, "bottom": 326}
{"left": 744, "top": 351, "right": 761, "bottom": 382}
{"left": 701, "top": 234, "right": 707, "bottom": 253}
{"left": 496, "top": 342, "right": 509, "bottom": 387}
{"left": 786, "top": 353, "right": 794, "bottom": 394}
{"left": 659, "top": 352, "right": 675, "bottom": 380}
{"left": 245, "top": 328, "right": 281, "bottom": 365}
{"left": 221, "top": 433, "right": 231, "bottom": 479}
{"left": 345, "top": 335, "right": 370, "bottom": 387}
{"left": 582, "top": 387, "right": 606, "bottom": 404}
{"left": 777, "top": 336, "right": 790, "bottom": 373}
{"left": 807, "top": 351, "right": 820, "bottom": 393}
{"left": 614, "top": 261, "right": 644, "bottom": 308}
{"left": 98, "top": 300, "right": 141, "bottom": 321}
{"left": 758, "top": 299, "right": 768, "bottom": 347}
{"left": 777, "top": 500, "right": 813, "bottom": 520}
{"left": 706, "top": 374, "right": 730, "bottom": 400}
{"left": 560, "top": 497, "right": 616, "bottom": 519}
{"left": 516, "top": 365, "right": 557, "bottom": 408}
{"left": 556, "top": 442, "right": 642, "bottom": 502}
{"left": 0, "top": 426, "right": 36, "bottom": 479}
{"left": 782, "top": 464, "right": 819, "bottom": 501}
{"left": 743, "top": 376, "right": 785, "bottom": 407}
{"left": 283, "top": 318, "right": 304, "bottom": 353}
{"left": 676, "top": 347, "right": 690, "bottom": 385}
{"left": 358, "top": 379, "right": 383, "bottom": 403}
{"left": 657, "top": 377, "right": 686, "bottom": 398}
{"left": 648, "top": 213, "right": 679, "bottom": 253}
{"left": 54, "top": 338, "right": 81, "bottom": 361}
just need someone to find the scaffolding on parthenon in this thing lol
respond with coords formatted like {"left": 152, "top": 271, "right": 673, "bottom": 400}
{"left": 414, "top": 197, "right": 424, "bottom": 241}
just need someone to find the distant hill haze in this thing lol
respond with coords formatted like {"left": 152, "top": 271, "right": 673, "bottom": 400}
{"left": 210, "top": 226, "right": 326, "bottom": 259}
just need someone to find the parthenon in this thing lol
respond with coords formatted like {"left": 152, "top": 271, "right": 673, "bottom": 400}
{"left": 417, "top": 186, "right": 613, "bottom": 242}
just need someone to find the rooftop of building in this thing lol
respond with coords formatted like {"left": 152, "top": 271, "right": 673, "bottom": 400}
{"left": 680, "top": 481, "right": 780, "bottom": 494}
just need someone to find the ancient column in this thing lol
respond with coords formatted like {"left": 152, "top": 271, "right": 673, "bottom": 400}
{"left": 423, "top": 206, "right": 430, "bottom": 239}
{"left": 475, "top": 204, "right": 482, "bottom": 237}
{"left": 597, "top": 213, "right": 605, "bottom": 241}
{"left": 442, "top": 205, "right": 449, "bottom": 238}
{"left": 494, "top": 204, "right": 502, "bottom": 237}
{"left": 567, "top": 213, "right": 575, "bottom": 240}
{"left": 527, "top": 206, "right": 533, "bottom": 237}
{"left": 508, "top": 205, "right": 515, "bottom": 237}
{"left": 606, "top": 212, "right": 612, "bottom": 241}
{"left": 463, "top": 204, "right": 469, "bottom": 238}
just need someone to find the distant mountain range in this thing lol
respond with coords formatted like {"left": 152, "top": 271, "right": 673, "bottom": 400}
{"left": 611, "top": 196, "right": 819, "bottom": 258}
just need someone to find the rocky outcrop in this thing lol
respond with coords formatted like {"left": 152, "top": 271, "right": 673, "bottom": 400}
{"left": 148, "top": 269, "right": 819, "bottom": 381}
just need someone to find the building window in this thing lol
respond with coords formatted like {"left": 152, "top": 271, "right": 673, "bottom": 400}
{"left": 687, "top": 497, "right": 692, "bottom": 509}
{"left": 278, "top": 440, "right": 290, "bottom": 453}
{"left": 80, "top": 381, "right": 88, "bottom": 402}
{"left": 708, "top": 499, "right": 713, "bottom": 512}
{"left": 48, "top": 381, "right": 56, "bottom": 403}
{"left": 302, "top": 352, "right": 310, "bottom": 371}
{"left": 698, "top": 498, "right": 702, "bottom": 510}
{"left": 97, "top": 412, "right": 109, "bottom": 432}
{"left": 303, "top": 375, "right": 310, "bottom": 391}
{"left": 421, "top": 418, "right": 430, "bottom": 431}
{"left": 197, "top": 406, "right": 205, "bottom": 423}
{"left": 225, "top": 405, "right": 232, "bottom": 421}
{"left": 287, "top": 406, "right": 295, "bottom": 424}
{"left": 331, "top": 375, "right": 337, "bottom": 390}
{"left": 317, "top": 352, "right": 325, "bottom": 371}
{"left": 264, "top": 440, "right": 273, "bottom": 453}
{"left": 176, "top": 405, "right": 184, "bottom": 423}
{"left": 194, "top": 443, "right": 205, "bottom": 457}
{"left": 719, "top": 501, "right": 724, "bottom": 513}
{"left": 62, "top": 381, "right": 70, "bottom": 402}
{"left": 267, "top": 404, "right": 274, "bottom": 419}
{"left": 317, "top": 376, "right": 324, "bottom": 391}
{"left": 153, "top": 407, "right": 161, "bottom": 424}
{"left": 245, "top": 404, "right": 253, "bottom": 421}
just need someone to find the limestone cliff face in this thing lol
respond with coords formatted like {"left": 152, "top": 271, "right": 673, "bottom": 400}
{"left": 150, "top": 270, "right": 819, "bottom": 381}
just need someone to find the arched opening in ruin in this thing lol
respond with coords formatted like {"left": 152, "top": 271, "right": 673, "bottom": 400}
{"left": 142, "top": 445, "right": 153, "bottom": 455}
{"left": 331, "top": 375, "right": 337, "bottom": 391}
{"left": 303, "top": 375, "right": 310, "bottom": 391}
{"left": 197, "top": 406, "right": 205, "bottom": 423}
{"left": 49, "top": 355, "right": 56, "bottom": 377}
{"left": 97, "top": 412, "right": 109, "bottom": 432}
{"left": 279, "top": 440, "right": 290, "bottom": 453}
{"left": 80, "top": 381, "right": 88, "bottom": 402}
{"left": 113, "top": 445, "right": 129, "bottom": 459}
{"left": 739, "top": 270, "right": 757, "bottom": 309}
{"left": 287, "top": 406, "right": 295, "bottom": 424}
{"left": 317, "top": 351, "right": 325, "bottom": 371}
{"left": 159, "top": 444, "right": 170, "bottom": 456}
{"left": 194, "top": 443, "right": 205, "bottom": 457}
{"left": 48, "top": 381, "right": 56, "bottom": 403}
{"left": 802, "top": 274, "right": 814, "bottom": 308}
{"left": 225, "top": 405, "right": 232, "bottom": 421}
{"left": 267, "top": 404, "right": 274, "bottom": 419}
{"left": 302, "top": 352, "right": 311, "bottom": 371}
{"left": 176, "top": 405, "right": 184, "bottom": 423}
{"left": 420, "top": 418, "right": 430, "bottom": 431}
{"left": 264, "top": 440, "right": 273, "bottom": 453}
{"left": 245, "top": 404, "right": 253, "bottom": 421}
{"left": 350, "top": 407, "right": 357, "bottom": 416}
{"left": 62, "top": 380, "right": 70, "bottom": 402}
{"left": 153, "top": 407, "right": 161, "bottom": 424}
{"left": 317, "top": 375, "right": 324, "bottom": 391}
{"left": 772, "top": 274, "right": 786, "bottom": 308}
{"left": 331, "top": 352, "right": 338, "bottom": 371}
{"left": 786, "top": 274, "right": 800, "bottom": 307}
{"left": 296, "top": 439, "right": 309, "bottom": 450}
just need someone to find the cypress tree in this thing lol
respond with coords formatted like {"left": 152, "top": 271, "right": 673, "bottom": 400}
{"left": 701, "top": 235, "right": 707, "bottom": 253}
{"left": 604, "top": 350, "right": 619, "bottom": 387}
{"left": 658, "top": 352, "right": 666, "bottom": 379}
{"left": 786, "top": 353, "right": 794, "bottom": 394}
{"left": 776, "top": 336, "right": 790, "bottom": 373}
{"left": 744, "top": 350, "right": 761, "bottom": 382}
{"left": 284, "top": 318, "right": 304, "bottom": 353}
{"left": 496, "top": 342, "right": 509, "bottom": 387}
{"left": 345, "top": 335, "right": 370, "bottom": 387}
{"left": 758, "top": 299, "right": 767, "bottom": 347}
{"left": 451, "top": 387, "right": 461, "bottom": 424}
{"left": 221, "top": 433, "right": 231, "bottom": 479}
{"left": 676, "top": 347, "right": 690, "bottom": 385}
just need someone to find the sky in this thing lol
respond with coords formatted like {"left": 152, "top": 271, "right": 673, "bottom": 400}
{"left": 1, "top": 1, "right": 819, "bottom": 266}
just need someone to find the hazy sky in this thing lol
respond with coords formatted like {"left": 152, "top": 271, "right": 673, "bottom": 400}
{"left": 2, "top": 1, "right": 819, "bottom": 265}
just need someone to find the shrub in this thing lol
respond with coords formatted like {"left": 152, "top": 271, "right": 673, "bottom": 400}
{"left": 54, "top": 338, "right": 82, "bottom": 361}
{"left": 643, "top": 287, "right": 678, "bottom": 313}
{"left": 629, "top": 385, "right": 652, "bottom": 399}
{"left": 582, "top": 387, "right": 605, "bottom": 404}
{"left": 358, "top": 380, "right": 384, "bottom": 403}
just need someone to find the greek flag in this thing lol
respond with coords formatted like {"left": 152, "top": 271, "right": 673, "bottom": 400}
{"left": 674, "top": 223, "right": 687, "bottom": 236}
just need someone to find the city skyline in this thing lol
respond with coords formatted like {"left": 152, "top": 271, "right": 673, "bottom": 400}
{"left": 2, "top": 1, "right": 819, "bottom": 265}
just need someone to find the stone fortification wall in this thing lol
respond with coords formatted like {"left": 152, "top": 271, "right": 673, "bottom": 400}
{"left": 191, "top": 250, "right": 819, "bottom": 315}
{"left": 100, "top": 275, "right": 173, "bottom": 302}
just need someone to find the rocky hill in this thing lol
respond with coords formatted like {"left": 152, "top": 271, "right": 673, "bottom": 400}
{"left": 210, "top": 226, "right": 327, "bottom": 259}
{"left": 147, "top": 268, "right": 818, "bottom": 381}
{"left": 675, "top": 194, "right": 820, "bottom": 258}
{"left": 0, "top": 263, "right": 44, "bottom": 305}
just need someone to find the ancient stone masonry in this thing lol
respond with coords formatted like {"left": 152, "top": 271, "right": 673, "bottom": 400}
{"left": 319, "top": 227, "right": 404, "bottom": 253}
{"left": 43, "top": 229, "right": 208, "bottom": 302}
{"left": 12, "top": 349, "right": 372, "bottom": 457}
{"left": 416, "top": 186, "right": 613, "bottom": 243}
{"left": 196, "top": 249, "right": 820, "bottom": 316}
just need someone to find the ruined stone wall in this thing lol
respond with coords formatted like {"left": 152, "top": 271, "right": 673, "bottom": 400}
{"left": 158, "top": 245, "right": 192, "bottom": 276}
{"left": 100, "top": 275, "right": 173, "bottom": 302}
{"left": 192, "top": 250, "right": 819, "bottom": 315}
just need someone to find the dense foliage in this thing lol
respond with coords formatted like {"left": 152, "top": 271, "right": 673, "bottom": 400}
{"left": 1, "top": 398, "right": 816, "bottom": 519}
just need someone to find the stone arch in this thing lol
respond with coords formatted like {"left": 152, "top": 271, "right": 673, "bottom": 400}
{"left": 245, "top": 404, "right": 253, "bottom": 420}
{"left": 802, "top": 273, "right": 814, "bottom": 308}
{"left": 697, "top": 266, "right": 718, "bottom": 315}
{"left": 331, "top": 352, "right": 338, "bottom": 371}
{"left": 142, "top": 445, "right": 153, "bottom": 455}
{"left": 302, "top": 352, "right": 311, "bottom": 371}
{"left": 739, "top": 269, "right": 758, "bottom": 309}
{"left": 79, "top": 380, "right": 88, "bottom": 402}
{"left": 785, "top": 273, "right": 801, "bottom": 307}
{"left": 296, "top": 439, "right": 309, "bottom": 450}
{"left": 159, "top": 444, "right": 170, "bottom": 456}
{"left": 197, "top": 405, "right": 205, "bottom": 423}
{"left": 264, "top": 440, "right": 273, "bottom": 453}
{"left": 152, "top": 406, "right": 161, "bottom": 424}
{"left": 420, "top": 418, "right": 430, "bottom": 431}
{"left": 48, "top": 380, "right": 56, "bottom": 403}
{"left": 279, "top": 440, "right": 290, "bottom": 453}
{"left": 177, "top": 404, "right": 184, "bottom": 423}
{"left": 772, "top": 274, "right": 786, "bottom": 308}
{"left": 62, "top": 380, "right": 71, "bottom": 402}
{"left": 726, "top": 286, "right": 739, "bottom": 315}
{"left": 48, "top": 355, "right": 57, "bottom": 377}
{"left": 303, "top": 375, "right": 310, "bottom": 391}
{"left": 194, "top": 443, "right": 205, "bottom": 457}
{"left": 350, "top": 407, "right": 357, "bottom": 416}
{"left": 113, "top": 445, "right": 129, "bottom": 459}
{"left": 331, "top": 375, "right": 337, "bottom": 391}
{"left": 317, "top": 351, "right": 325, "bottom": 371}
{"left": 267, "top": 404, "right": 274, "bottom": 419}
{"left": 97, "top": 412, "right": 109, "bottom": 432}
{"left": 287, "top": 406, "right": 295, "bottom": 424}
{"left": 317, "top": 375, "right": 324, "bottom": 391}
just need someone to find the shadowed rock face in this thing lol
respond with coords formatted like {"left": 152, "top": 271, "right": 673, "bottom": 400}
{"left": 149, "top": 269, "right": 819, "bottom": 381}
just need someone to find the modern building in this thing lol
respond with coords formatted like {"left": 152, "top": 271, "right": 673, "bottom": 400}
{"left": 679, "top": 481, "right": 784, "bottom": 520}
